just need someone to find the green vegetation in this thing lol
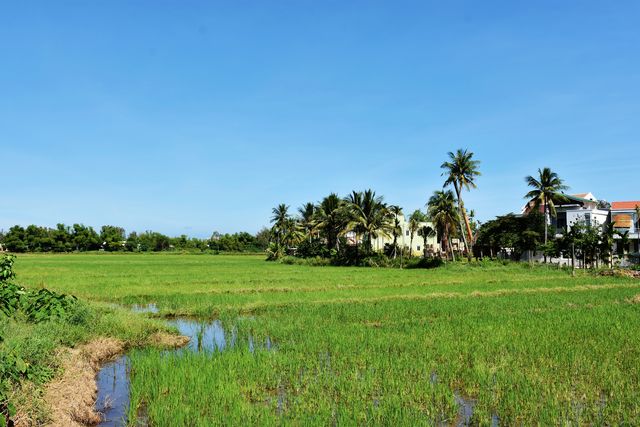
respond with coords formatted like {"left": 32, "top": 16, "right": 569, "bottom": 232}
{"left": 13, "top": 253, "right": 640, "bottom": 425}
{"left": 0, "top": 224, "right": 269, "bottom": 253}
{"left": 441, "top": 148, "right": 481, "bottom": 259}
{"left": 0, "top": 254, "right": 173, "bottom": 425}
{"left": 266, "top": 149, "right": 483, "bottom": 266}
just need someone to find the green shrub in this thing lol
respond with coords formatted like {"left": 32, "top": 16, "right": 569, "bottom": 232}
{"left": 405, "top": 257, "right": 444, "bottom": 269}
{"left": 23, "top": 289, "right": 77, "bottom": 323}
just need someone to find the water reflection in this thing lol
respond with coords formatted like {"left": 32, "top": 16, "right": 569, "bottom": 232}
{"left": 168, "top": 318, "right": 273, "bottom": 353}
{"left": 96, "top": 316, "right": 272, "bottom": 425}
{"left": 131, "top": 303, "right": 159, "bottom": 314}
{"left": 96, "top": 356, "right": 130, "bottom": 427}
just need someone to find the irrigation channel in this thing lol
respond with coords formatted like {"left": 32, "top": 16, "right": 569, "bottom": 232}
{"left": 94, "top": 304, "right": 488, "bottom": 427}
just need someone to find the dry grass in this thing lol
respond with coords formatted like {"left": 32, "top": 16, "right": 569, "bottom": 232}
{"left": 41, "top": 338, "right": 124, "bottom": 427}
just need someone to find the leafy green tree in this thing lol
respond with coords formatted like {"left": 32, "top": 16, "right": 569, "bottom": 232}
{"left": 441, "top": 149, "right": 481, "bottom": 258}
{"left": 475, "top": 213, "right": 545, "bottom": 260}
{"left": 72, "top": 224, "right": 100, "bottom": 251}
{"left": 52, "top": 223, "right": 72, "bottom": 252}
{"left": 100, "top": 226, "right": 126, "bottom": 251}
{"left": 254, "top": 228, "right": 271, "bottom": 250}
{"left": 126, "top": 231, "right": 140, "bottom": 251}
{"left": 10, "top": 225, "right": 29, "bottom": 252}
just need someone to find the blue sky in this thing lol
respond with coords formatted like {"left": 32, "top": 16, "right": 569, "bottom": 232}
{"left": 1, "top": 1, "right": 639, "bottom": 237}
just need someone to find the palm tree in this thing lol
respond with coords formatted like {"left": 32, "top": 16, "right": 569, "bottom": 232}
{"left": 345, "top": 189, "right": 393, "bottom": 253}
{"left": 441, "top": 149, "right": 481, "bottom": 259}
{"left": 314, "top": 193, "right": 345, "bottom": 250}
{"left": 389, "top": 205, "right": 403, "bottom": 258}
{"left": 427, "top": 190, "right": 459, "bottom": 260}
{"left": 282, "top": 217, "right": 305, "bottom": 249}
{"left": 270, "top": 203, "right": 290, "bottom": 247}
{"left": 408, "top": 210, "right": 426, "bottom": 258}
{"left": 524, "top": 167, "right": 569, "bottom": 247}
{"left": 417, "top": 224, "right": 435, "bottom": 259}
{"left": 298, "top": 202, "right": 316, "bottom": 242}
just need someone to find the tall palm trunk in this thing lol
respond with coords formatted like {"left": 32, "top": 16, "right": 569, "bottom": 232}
{"left": 543, "top": 203, "right": 549, "bottom": 263}
{"left": 409, "top": 234, "right": 414, "bottom": 259}
{"left": 423, "top": 234, "right": 428, "bottom": 259}
{"left": 441, "top": 226, "right": 449, "bottom": 260}
{"left": 453, "top": 182, "right": 470, "bottom": 259}
{"left": 392, "top": 233, "right": 398, "bottom": 259}
{"left": 459, "top": 198, "right": 474, "bottom": 249}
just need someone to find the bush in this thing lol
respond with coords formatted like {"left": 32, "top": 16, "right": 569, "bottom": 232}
{"left": 360, "top": 253, "right": 391, "bottom": 268}
{"left": 296, "top": 240, "right": 330, "bottom": 259}
{"left": 278, "top": 256, "right": 331, "bottom": 267}
{"left": 405, "top": 257, "right": 444, "bottom": 269}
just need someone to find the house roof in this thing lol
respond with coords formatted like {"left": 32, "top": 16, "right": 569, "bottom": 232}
{"left": 562, "top": 193, "right": 593, "bottom": 204}
{"left": 612, "top": 201, "right": 640, "bottom": 210}
{"left": 613, "top": 214, "right": 633, "bottom": 228}
{"left": 573, "top": 193, "right": 591, "bottom": 199}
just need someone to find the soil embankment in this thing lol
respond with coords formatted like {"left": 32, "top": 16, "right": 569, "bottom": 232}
{"left": 16, "top": 332, "right": 189, "bottom": 427}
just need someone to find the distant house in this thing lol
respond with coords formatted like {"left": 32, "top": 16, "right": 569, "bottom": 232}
{"left": 522, "top": 192, "right": 609, "bottom": 234}
{"left": 369, "top": 214, "right": 438, "bottom": 256}
{"left": 611, "top": 201, "right": 640, "bottom": 258}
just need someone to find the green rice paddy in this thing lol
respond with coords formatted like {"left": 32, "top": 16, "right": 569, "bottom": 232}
{"left": 16, "top": 253, "right": 640, "bottom": 425}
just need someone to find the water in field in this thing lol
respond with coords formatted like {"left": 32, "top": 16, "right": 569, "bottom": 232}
{"left": 96, "top": 315, "right": 272, "bottom": 425}
{"left": 130, "top": 303, "right": 159, "bottom": 314}
{"left": 168, "top": 317, "right": 273, "bottom": 353}
{"left": 96, "top": 356, "right": 130, "bottom": 427}
{"left": 453, "top": 392, "right": 476, "bottom": 426}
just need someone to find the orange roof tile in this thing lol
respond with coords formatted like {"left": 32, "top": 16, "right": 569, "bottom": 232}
{"left": 613, "top": 214, "right": 633, "bottom": 228}
{"left": 611, "top": 201, "right": 640, "bottom": 210}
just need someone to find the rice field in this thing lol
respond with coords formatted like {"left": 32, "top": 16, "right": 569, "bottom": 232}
{"left": 16, "top": 253, "right": 640, "bottom": 425}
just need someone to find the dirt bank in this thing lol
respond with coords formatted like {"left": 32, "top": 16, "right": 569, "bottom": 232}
{"left": 15, "top": 333, "right": 189, "bottom": 427}
{"left": 40, "top": 337, "right": 124, "bottom": 426}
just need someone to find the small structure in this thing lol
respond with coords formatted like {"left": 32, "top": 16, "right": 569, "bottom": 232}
{"left": 611, "top": 201, "right": 640, "bottom": 263}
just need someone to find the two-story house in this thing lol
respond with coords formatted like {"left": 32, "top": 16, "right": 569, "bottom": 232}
{"left": 523, "top": 192, "right": 609, "bottom": 234}
{"left": 611, "top": 201, "right": 640, "bottom": 259}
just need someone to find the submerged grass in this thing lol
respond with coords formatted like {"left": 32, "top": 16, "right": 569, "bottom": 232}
{"left": 15, "top": 253, "right": 640, "bottom": 425}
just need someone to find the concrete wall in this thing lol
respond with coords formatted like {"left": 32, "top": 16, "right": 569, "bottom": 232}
{"left": 370, "top": 214, "right": 438, "bottom": 256}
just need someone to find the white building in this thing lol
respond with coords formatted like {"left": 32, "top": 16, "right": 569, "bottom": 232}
{"left": 550, "top": 193, "right": 609, "bottom": 233}
{"left": 611, "top": 201, "right": 640, "bottom": 261}
{"left": 369, "top": 214, "right": 438, "bottom": 257}
{"left": 523, "top": 192, "right": 609, "bottom": 234}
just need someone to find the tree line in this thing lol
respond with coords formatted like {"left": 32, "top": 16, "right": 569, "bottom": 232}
{"left": 268, "top": 149, "right": 482, "bottom": 265}
{"left": 0, "top": 224, "right": 270, "bottom": 253}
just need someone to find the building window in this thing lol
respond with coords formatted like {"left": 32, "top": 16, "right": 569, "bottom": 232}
{"left": 405, "top": 230, "right": 410, "bottom": 236}
{"left": 556, "top": 212, "right": 567, "bottom": 231}
{"left": 584, "top": 213, "right": 591, "bottom": 227}
{"left": 417, "top": 245, "right": 421, "bottom": 252}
